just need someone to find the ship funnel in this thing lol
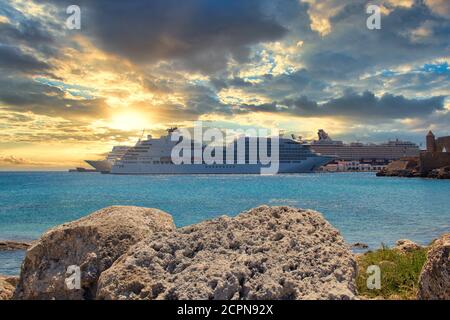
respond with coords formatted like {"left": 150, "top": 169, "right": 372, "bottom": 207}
{"left": 318, "top": 129, "right": 331, "bottom": 141}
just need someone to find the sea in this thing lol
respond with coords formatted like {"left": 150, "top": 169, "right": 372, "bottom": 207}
{"left": 1, "top": 171, "right": 449, "bottom": 275}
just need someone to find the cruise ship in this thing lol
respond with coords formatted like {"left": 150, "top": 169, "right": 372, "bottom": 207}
{"left": 110, "top": 129, "right": 333, "bottom": 174}
{"left": 85, "top": 146, "right": 130, "bottom": 172}
{"left": 310, "top": 130, "right": 420, "bottom": 162}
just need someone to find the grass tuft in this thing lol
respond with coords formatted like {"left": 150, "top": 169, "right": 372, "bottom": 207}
{"left": 356, "top": 245, "right": 428, "bottom": 300}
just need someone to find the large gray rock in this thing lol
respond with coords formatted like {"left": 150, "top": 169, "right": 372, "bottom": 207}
{"left": 14, "top": 206, "right": 175, "bottom": 300}
{"left": 97, "top": 206, "right": 357, "bottom": 300}
{"left": 417, "top": 234, "right": 450, "bottom": 300}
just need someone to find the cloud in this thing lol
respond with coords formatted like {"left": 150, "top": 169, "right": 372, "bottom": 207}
{"left": 237, "top": 91, "right": 446, "bottom": 120}
{"left": 48, "top": 0, "right": 288, "bottom": 74}
{"left": 425, "top": 0, "right": 450, "bottom": 18}
{"left": 0, "top": 12, "right": 54, "bottom": 46}
{"left": 0, "top": 154, "right": 48, "bottom": 166}
{"left": 0, "top": 0, "right": 60, "bottom": 64}
{"left": 0, "top": 76, "right": 110, "bottom": 120}
{"left": 214, "top": 69, "right": 329, "bottom": 103}
{"left": 0, "top": 44, "right": 50, "bottom": 73}
{"left": 300, "top": 1, "right": 450, "bottom": 80}
{"left": 318, "top": 91, "right": 445, "bottom": 119}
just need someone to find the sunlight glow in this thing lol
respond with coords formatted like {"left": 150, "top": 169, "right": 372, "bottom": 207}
{"left": 109, "top": 112, "right": 151, "bottom": 131}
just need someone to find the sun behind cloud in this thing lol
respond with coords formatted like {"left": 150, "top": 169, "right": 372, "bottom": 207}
{"left": 107, "top": 111, "right": 152, "bottom": 132}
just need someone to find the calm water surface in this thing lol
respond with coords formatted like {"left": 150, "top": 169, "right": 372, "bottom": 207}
{"left": 1, "top": 172, "right": 449, "bottom": 275}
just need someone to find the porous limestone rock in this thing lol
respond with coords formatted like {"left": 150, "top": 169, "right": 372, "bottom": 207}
{"left": 417, "top": 234, "right": 450, "bottom": 300}
{"left": 0, "top": 276, "right": 18, "bottom": 300}
{"left": 97, "top": 206, "right": 357, "bottom": 300}
{"left": 14, "top": 206, "right": 175, "bottom": 300}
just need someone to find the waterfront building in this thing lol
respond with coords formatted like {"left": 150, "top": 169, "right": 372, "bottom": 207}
{"left": 320, "top": 161, "right": 387, "bottom": 172}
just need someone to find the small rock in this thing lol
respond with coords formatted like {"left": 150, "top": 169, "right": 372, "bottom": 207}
{"left": 417, "top": 234, "right": 450, "bottom": 300}
{"left": 428, "top": 166, "right": 450, "bottom": 179}
{"left": 394, "top": 239, "right": 421, "bottom": 253}
{"left": 0, "top": 276, "right": 18, "bottom": 300}
{"left": 14, "top": 206, "right": 175, "bottom": 300}
{"left": 0, "top": 241, "right": 31, "bottom": 251}
{"left": 351, "top": 242, "right": 369, "bottom": 249}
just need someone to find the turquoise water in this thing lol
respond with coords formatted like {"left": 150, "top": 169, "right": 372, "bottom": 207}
{"left": 1, "top": 172, "right": 449, "bottom": 275}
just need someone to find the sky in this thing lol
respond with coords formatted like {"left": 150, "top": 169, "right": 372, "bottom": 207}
{"left": 0, "top": 0, "right": 449, "bottom": 170}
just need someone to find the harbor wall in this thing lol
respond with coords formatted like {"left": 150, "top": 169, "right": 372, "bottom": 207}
{"left": 436, "top": 137, "right": 450, "bottom": 152}
{"left": 419, "top": 152, "right": 450, "bottom": 173}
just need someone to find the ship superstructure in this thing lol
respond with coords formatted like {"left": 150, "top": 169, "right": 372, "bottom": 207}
{"left": 85, "top": 146, "right": 130, "bottom": 172}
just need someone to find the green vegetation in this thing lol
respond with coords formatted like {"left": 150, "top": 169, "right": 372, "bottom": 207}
{"left": 356, "top": 245, "right": 428, "bottom": 300}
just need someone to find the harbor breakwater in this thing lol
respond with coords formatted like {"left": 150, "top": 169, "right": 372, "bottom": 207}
{"left": 1, "top": 206, "right": 448, "bottom": 300}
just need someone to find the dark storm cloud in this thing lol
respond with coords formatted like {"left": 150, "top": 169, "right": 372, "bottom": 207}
{"left": 0, "top": 77, "right": 109, "bottom": 119}
{"left": 301, "top": 1, "right": 450, "bottom": 80}
{"left": 0, "top": 0, "right": 59, "bottom": 59}
{"left": 0, "top": 15, "right": 53, "bottom": 46}
{"left": 0, "top": 44, "right": 50, "bottom": 73}
{"left": 238, "top": 91, "right": 446, "bottom": 119}
{"left": 264, "top": 0, "right": 314, "bottom": 38}
{"left": 0, "top": 1, "right": 83, "bottom": 108}
{"left": 212, "top": 69, "right": 329, "bottom": 101}
{"left": 380, "top": 70, "right": 450, "bottom": 94}
{"left": 317, "top": 91, "right": 445, "bottom": 119}
{"left": 47, "top": 0, "right": 287, "bottom": 73}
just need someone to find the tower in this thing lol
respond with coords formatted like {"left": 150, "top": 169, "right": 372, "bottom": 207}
{"left": 426, "top": 131, "right": 436, "bottom": 153}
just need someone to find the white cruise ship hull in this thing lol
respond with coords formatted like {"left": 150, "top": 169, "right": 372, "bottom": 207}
{"left": 85, "top": 160, "right": 112, "bottom": 172}
{"left": 111, "top": 156, "right": 332, "bottom": 175}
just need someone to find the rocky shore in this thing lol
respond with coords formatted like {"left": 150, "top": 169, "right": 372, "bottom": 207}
{"left": 1, "top": 206, "right": 448, "bottom": 300}
{"left": 0, "top": 241, "right": 31, "bottom": 251}
{"left": 377, "top": 158, "right": 450, "bottom": 179}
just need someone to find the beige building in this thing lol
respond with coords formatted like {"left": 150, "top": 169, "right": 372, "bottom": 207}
{"left": 320, "top": 161, "right": 387, "bottom": 172}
